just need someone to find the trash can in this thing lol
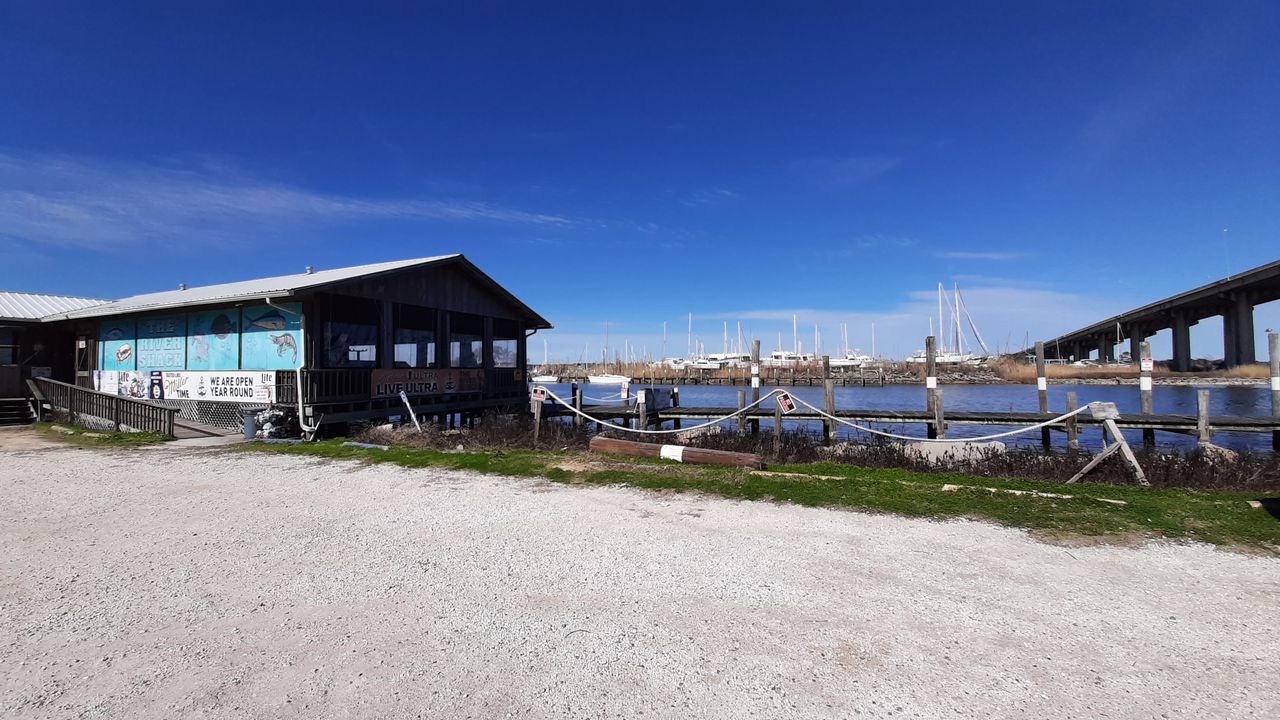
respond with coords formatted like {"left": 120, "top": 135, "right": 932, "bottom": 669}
{"left": 243, "top": 408, "right": 258, "bottom": 440}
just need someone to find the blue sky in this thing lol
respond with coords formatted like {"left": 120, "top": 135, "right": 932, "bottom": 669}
{"left": 2, "top": 2, "right": 1278, "bottom": 361}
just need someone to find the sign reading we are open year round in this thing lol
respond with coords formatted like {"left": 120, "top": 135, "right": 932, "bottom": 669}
{"left": 371, "top": 368, "right": 484, "bottom": 399}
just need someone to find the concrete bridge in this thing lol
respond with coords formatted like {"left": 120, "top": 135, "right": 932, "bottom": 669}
{"left": 1043, "top": 258, "right": 1280, "bottom": 370}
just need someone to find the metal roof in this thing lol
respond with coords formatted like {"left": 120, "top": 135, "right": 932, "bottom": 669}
{"left": 52, "top": 255, "right": 459, "bottom": 320}
{"left": 37, "top": 254, "right": 551, "bottom": 328}
{"left": 0, "top": 291, "right": 109, "bottom": 321}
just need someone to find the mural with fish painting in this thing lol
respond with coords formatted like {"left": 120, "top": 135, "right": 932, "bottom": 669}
{"left": 99, "top": 321, "right": 136, "bottom": 371}
{"left": 186, "top": 309, "right": 241, "bottom": 370}
{"left": 136, "top": 314, "right": 187, "bottom": 370}
{"left": 240, "top": 303, "right": 302, "bottom": 370}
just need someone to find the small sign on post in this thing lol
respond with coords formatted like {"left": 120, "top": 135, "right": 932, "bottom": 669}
{"left": 531, "top": 387, "right": 547, "bottom": 402}
{"left": 399, "top": 390, "right": 424, "bottom": 434}
{"left": 1140, "top": 357, "right": 1154, "bottom": 373}
{"left": 777, "top": 392, "right": 797, "bottom": 415}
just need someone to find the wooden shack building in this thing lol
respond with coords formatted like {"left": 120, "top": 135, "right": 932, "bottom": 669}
{"left": 15, "top": 255, "right": 550, "bottom": 433}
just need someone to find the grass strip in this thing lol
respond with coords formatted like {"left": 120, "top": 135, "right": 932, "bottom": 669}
{"left": 241, "top": 440, "right": 1279, "bottom": 552}
{"left": 33, "top": 422, "right": 170, "bottom": 448}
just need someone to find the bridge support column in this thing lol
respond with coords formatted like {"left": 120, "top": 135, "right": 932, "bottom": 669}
{"left": 1225, "top": 292, "right": 1255, "bottom": 367}
{"left": 1096, "top": 333, "right": 1113, "bottom": 363}
{"left": 1128, "top": 325, "right": 1145, "bottom": 365}
{"left": 1172, "top": 312, "right": 1192, "bottom": 372}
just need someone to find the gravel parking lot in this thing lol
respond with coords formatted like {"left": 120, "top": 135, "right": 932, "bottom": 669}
{"left": 2, "top": 444, "right": 1278, "bottom": 719}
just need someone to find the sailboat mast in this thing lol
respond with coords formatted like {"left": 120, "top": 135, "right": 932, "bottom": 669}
{"left": 937, "top": 283, "right": 945, "bottom": 353}
{"left": 792, "top": 314, "right": 798, "bottom": 354}
{"left": 954, "top": 282, "right": 963, "bottom": 355}
{"left": 686, "top": 313, "right": 692, "bottom": 359}
{"left": 871, "top": 322, "right": 876, "bottom": 358}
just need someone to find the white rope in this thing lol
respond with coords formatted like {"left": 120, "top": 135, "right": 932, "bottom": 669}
{"left": 580, "top": 393, "right": 634, "bottom": 403}
{"left": 787, "top": 394, "right": 1098, "bottom": 444}
{"left": 539, "top": 386, "right": 784, "bottom": 436}
{"left": 537, "top": 385, "right": 1099, "bottom": 444}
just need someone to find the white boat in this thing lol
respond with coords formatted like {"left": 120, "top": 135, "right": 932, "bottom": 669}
{"left": 530, "top": 374, "right": 558, "bottom": 383}
{"left": 586, "top": 373, "right": 630, "bottom": 385}
{"left": 907, "top": 282, "right": 991, "bottom": 364}
{"left": 763, "top": 350, "right": 815, "bottom": 367}
{"left": 830, "top": 350, "right": 872, "bottom": 369}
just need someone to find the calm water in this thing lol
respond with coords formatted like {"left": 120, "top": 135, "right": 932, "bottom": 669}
{"left": 539, "top": 382, "right": 1278, "bottom": 453}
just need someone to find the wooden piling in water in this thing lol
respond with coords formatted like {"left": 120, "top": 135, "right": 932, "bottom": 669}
{"left": 933, "top": 389, "right": 946, "bottom": 439}
{"left": 671, "top": 386, "right": 681, "bottom": 431}
{"left": 773, "top": 402, "right": 782, "bottom": 455}
{"left": 824, "top": 378, "right": 836, "bottom": 445}
{"left": 1197, "top": 390, "right": 1211, "bottom": 444}
{"left": 737, "top": 390, "right": 746, "bottom": 432}
{"left": 750, "top": 340, "right": 761, "bottom": 437}
{"left": 1035, "top": 341, "right": 1049, "bottom": 450}
{"left": 1139, "top": 340, "right": 1154, "bottom": 451}
{"left": 1270, "top": 332, "right": 1279, "bottom": 453}
{"left": 1066, "top": 391, "right": 1079, "bottom": 450}
{"left": 925, "top": 336, "right": 938, "bottom": 439}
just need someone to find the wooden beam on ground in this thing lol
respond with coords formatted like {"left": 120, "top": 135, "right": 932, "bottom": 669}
{"left": 588, "top": 436, "right": 765, "bottom": 469}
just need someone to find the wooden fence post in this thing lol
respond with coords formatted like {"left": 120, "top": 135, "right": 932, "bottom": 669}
{"left": 1065, "top": 391, "right": 1079, "bottom": 451}
{"left": 1270, "top": 332, "right": 1278, "bottom": 454}
{"left": 1035, "top": 341, "right": 1049, "bottom": 450}
{"left": 1139, "top": 340, "right": 1154, "bottom": 451}
{"left": 532, "top": 395, "right": 543, "bottom": 444}
{"left": 671, "top": 386, "right": 681, "bottom": 431}
{"left": 933, "top": 389, "right": 946, "bottom": 439}
{"left": 112, "top": 396, "right": 121, "bottom": 432}
{"left": 925, "top": 335, "right": 937, "bottom": 438}
{"left": 737, "top": 390, "right": 746, "bottom": 432}
{"left": 823, "top": 377, "right": 836, "bottom": 445}
{"left": 1196, "top": 390, "right": 1211, "bottom": 445}
{"left": 750, "top": 339, "right": 761, "bottom": 437}
{"left": 773, "top": 402, "right": 782, "bottom": 455}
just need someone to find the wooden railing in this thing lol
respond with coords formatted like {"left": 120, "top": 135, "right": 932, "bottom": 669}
{"left": 28, "top": 377, "right": 177, "bottom": 437}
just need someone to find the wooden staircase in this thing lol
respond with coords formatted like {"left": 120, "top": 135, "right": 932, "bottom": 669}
{"left": 0, "top": 397, "right": 35, "bottom": 426}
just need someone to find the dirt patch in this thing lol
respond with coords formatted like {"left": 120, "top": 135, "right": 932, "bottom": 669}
{"left": 0, "top": 426, "right": 66, "bottom": 452}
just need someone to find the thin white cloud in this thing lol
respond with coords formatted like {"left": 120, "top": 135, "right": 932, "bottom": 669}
{"left": 936, "top": 251, "right": 1029, "bottom": 261}
{"left": 0, "top": 151, "right": 574, "bottom": 249}
{"left": 681, "top": 187, "right": 738, "bottom": 207}
{"left": 793, "top": 154, "right": 901, "bottom": 187}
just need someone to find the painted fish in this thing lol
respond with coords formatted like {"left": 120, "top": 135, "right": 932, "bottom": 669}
{"left": 115, "top": 343, "right": 133, "bottom": 363}
{"left": 270, "top": 333, "right": 298, "bottom": 363}
{"left": 189, "top": 334, "right": 209, "bottom": 362}
{"left": 104, "top": 327, "right": 126, "bottom": 341}
{"left": 210, "top": 313, "right": 236, "bottom": 339}
{"left": 249, "top": 309, "right": 287, "bottom": 331}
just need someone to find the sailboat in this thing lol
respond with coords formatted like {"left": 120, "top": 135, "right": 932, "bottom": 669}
{"left": 587, "top": 320, "right": 630, "bottom": 384}
{"left": 530, "top": 339, "right": 558, "bottom": 383}
{"left": 829, "top": 324, "right": 872, "bottom": 368}
{"left": 907, "top": 283, "right": 991, "bottom": 364}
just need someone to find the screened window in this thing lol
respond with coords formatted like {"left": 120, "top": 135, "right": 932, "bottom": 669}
{"left": 493, "top": 319, "right": 520, "bottom": 368}
{"left": 326, "top": 321, "right": 378, "bottom": 366}
{"left": 450, "top": 312, "right": 484, "bottom": 368}
{"left": 394, "top": 304, "right": 436, "bottom": 368}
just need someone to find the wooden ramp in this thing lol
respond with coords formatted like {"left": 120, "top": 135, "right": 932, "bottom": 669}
{"left": 173, "top": 418, "right": 236, "bottom": 439}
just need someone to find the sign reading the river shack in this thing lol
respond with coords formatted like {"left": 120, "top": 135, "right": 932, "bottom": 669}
{"left": 371, "top": 369, "right": 484, "bottom": 399}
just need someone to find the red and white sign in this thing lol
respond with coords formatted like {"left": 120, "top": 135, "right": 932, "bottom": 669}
{"left": 1140, "top": 357, "right": 1154, "bottom": 373}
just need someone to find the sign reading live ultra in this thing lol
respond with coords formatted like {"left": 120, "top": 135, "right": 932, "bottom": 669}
{"left": 371, "top": 368, "right": 484, "bottom": 398}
